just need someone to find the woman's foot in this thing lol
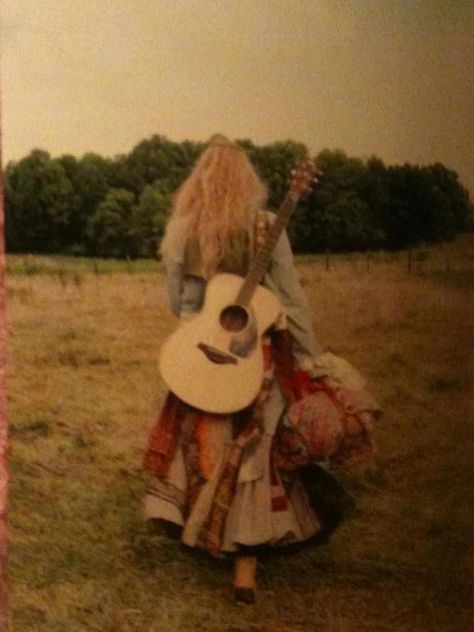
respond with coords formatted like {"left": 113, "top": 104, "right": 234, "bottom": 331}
{"left": 234, "top": 587, "right": 255, "bottom": 605}
{"left": 234, "top": 555, "right": 257, "bottom": 605}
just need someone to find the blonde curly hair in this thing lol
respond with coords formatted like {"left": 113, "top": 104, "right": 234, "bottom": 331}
{"left": 160, "top": 135, "right": 267, "bottom": 277}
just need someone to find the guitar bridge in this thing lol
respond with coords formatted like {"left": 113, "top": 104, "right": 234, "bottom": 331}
{"left": 197, "top": 343, "right": 238, "bottom": 365}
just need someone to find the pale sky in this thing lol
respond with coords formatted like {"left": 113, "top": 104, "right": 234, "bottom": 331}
{"left": 1, "top": 0, "right": 473, "bottom": 193}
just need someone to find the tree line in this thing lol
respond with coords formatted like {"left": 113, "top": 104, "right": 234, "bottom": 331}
{"left": 4, "top": 135, "right": 473, "bottom": 258}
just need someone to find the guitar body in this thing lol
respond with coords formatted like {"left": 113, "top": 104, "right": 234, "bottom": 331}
{"left": 159, "top": 273, "right": 281, "bottom": 413}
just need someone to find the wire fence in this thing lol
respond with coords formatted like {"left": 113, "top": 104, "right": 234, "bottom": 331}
{"left": 4, "top": 234, "right": 474, "bottom": 285}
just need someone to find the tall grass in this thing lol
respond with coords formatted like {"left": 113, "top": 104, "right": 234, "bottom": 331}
{"left": 6, "top": 237, "right": 473, "bottom": 631}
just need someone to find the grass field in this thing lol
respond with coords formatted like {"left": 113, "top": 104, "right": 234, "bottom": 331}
{"left": 6, "top": 237, "right": 474, "bottom": 631}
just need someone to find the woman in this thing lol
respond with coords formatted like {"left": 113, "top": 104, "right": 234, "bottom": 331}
{"left": 144, "top": 135, "right": 375, "bottom": 603}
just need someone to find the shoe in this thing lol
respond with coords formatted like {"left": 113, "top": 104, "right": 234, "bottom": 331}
{"left": 234, "top": 587, "right": 256, "bottom": 605}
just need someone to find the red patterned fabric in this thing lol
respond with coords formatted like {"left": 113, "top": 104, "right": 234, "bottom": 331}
{"left": 144, "top": 392, "right": 185, "bottom": 476}
{"left": 274, "top": 373, "right": 376, "bottom": 471}
{"left": 270, "top": 328, "right": 300, "bottom": 404}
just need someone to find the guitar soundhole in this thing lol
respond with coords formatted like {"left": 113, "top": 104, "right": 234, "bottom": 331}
{"left": 219, "top": 305, "right": 249, "bottom": 333}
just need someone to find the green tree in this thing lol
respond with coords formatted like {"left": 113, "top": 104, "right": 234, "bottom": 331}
{"left": 292, "top": 149, "right": 374, "bottom": 252}
{"left": 131, "top": 182, "right": 171, "bottom": 257}
{"left": 382, "top": 164, "right": 461, "bottom": 248}
{"left": 356, "top": 156, "right": 389, "bottom": 248}
{"left": 5, "top": 138, "right": 472, "bottom": 257}
{"left": 242, "top": 139, "right": 309, "bottom": 208}
{"left": 57, "top": 152, "right": 111, "bottom": 253}
{"left": 4, "top": 150, "right": 73, "bottom": 252}
{"left": 113, "top": 135, "right": 202, "bottom": 195}
{"left": 85, "top": 189, "right": 137, "bottom": 258}
{"left": 426, "top": 163, "right": 473, "bottom": 239}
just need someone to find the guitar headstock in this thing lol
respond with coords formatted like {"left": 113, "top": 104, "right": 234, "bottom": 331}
{"left": 289, "top": 159, "right": 321, "bottom": 199}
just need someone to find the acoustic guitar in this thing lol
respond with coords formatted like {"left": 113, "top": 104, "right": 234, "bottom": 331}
{"left": 159, "top": 159, "right": 319, "bottom": 413}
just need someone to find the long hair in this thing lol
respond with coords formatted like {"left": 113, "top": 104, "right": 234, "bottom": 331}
{"left": 160, "top": 135, "right": 267, "bottom": 277}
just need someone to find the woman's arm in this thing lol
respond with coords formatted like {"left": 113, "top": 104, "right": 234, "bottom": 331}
{"left": 264, "top": 229, "right": 324, "bottom": 371}
{"left": 165, "top": 260, "right": 184, "bottom": 317}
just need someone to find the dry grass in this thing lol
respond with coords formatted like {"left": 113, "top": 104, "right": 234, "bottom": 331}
{"left": 6, "top": 238, "right": 474, "bottom": 631}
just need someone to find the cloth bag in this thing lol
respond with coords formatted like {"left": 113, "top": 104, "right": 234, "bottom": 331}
{"left": 274, "top": 352, "right": 382, "bottom": 471}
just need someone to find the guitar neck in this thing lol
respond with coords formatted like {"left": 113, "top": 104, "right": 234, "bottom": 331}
{"left": 235, "top": 192, "right": 299, "bottom": 307}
